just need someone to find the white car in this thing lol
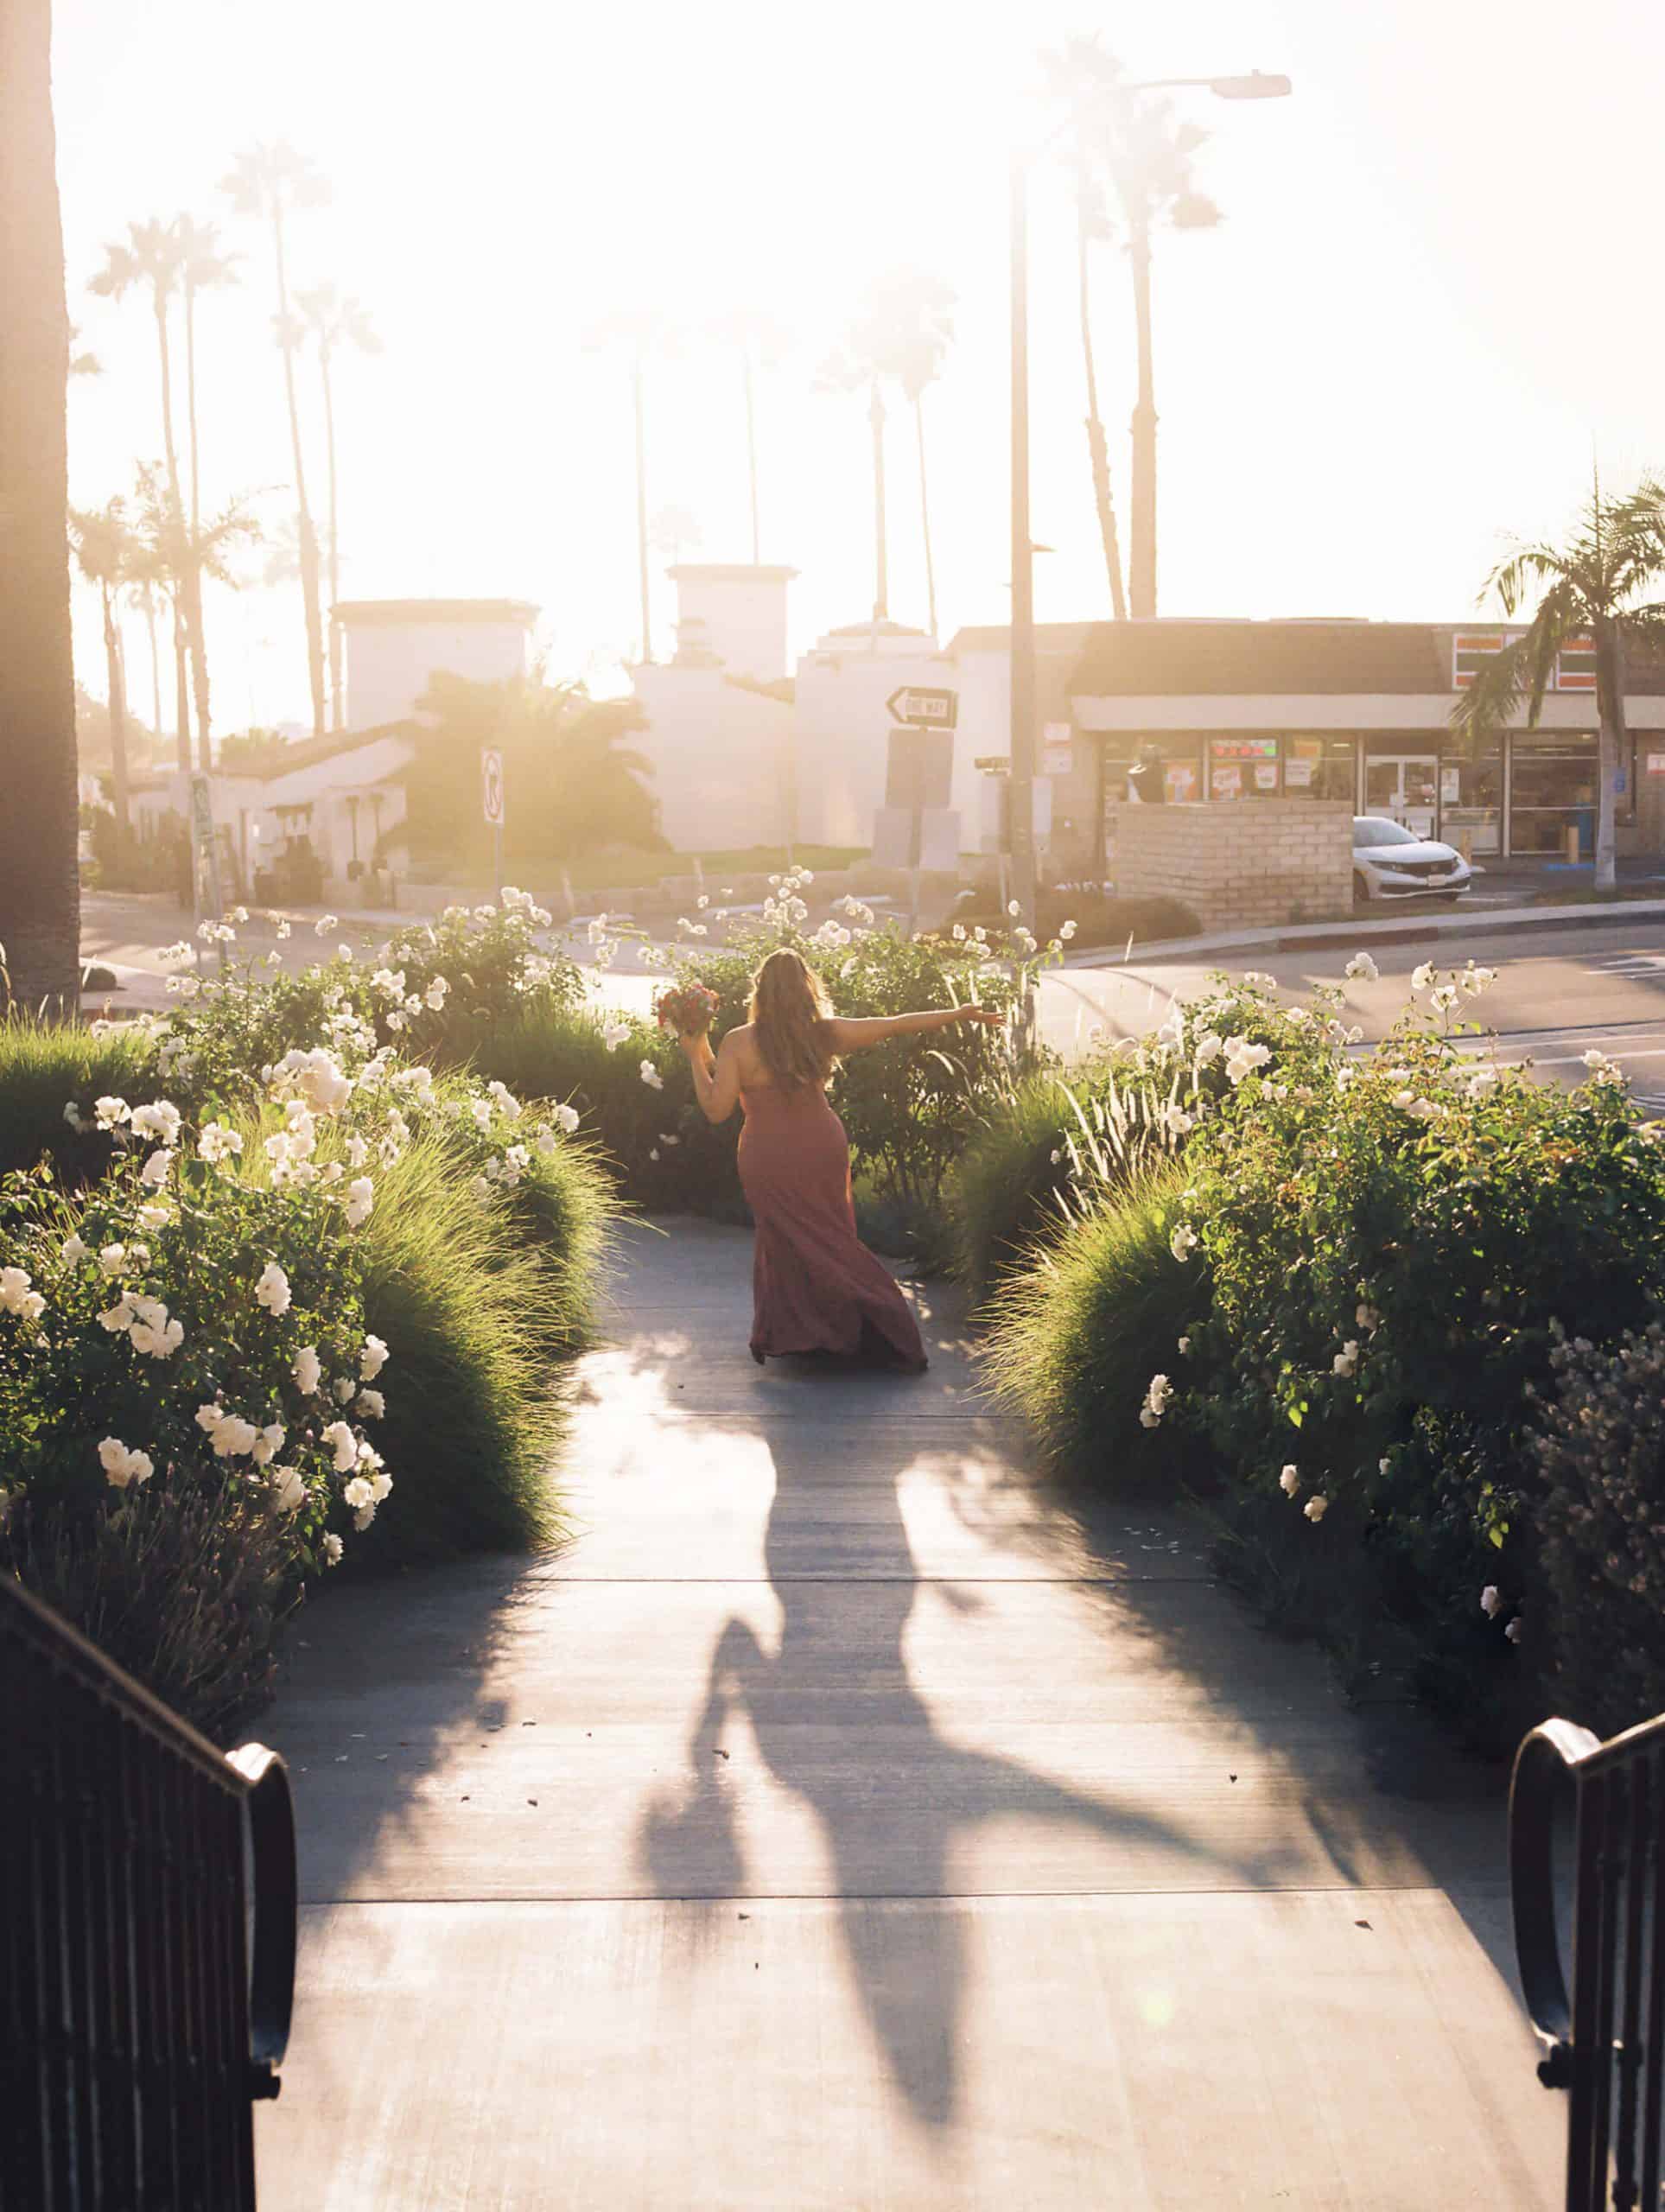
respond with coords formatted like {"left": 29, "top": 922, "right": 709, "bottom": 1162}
{"left": 1352, "top": 816, "right": 1478, "bottom": 904}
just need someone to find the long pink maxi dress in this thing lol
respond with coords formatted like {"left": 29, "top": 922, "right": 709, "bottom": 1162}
{"left": 737, "top": 1082, "right": 927, "bottom": 1371}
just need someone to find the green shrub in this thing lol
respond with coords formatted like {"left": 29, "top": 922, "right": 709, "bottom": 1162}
{"left": 978, "top": 1160, "right": 1204, "bottom": 1484}
{"left": 152, "top": 892, "right": 585, "bottom": 1103}
{"left": 469, "top": 1004, "right": 745, "bottom": 1219}
{"left": 0, "top": 1128, "right": 382, "bottom": 1726}
{"left": 0, "top": 1016, "right": 156, "bottom": 1183}
{"left": 660, "top": 868, "right": 1058, "bottom": 1240}
{"left": 0, "top": 1020, "right": 618, "bottom": 1719}
{"left": 1531, "top": 1319, "right": 1665, "bottom": 1735}
{"left": 949, "top": 887, "right": 1198, "bottom": 950}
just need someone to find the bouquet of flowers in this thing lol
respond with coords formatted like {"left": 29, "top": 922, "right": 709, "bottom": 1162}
{"left": 654, "top": 982, "right": 719, "bottom": 1037}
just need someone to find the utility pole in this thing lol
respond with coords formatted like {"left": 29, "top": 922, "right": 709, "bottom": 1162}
{"left": 1008, "top": 148, "right": 1038, "bottom": 933}
{"left": 1128, "top": 211, "right": 1158, "bottom": 619}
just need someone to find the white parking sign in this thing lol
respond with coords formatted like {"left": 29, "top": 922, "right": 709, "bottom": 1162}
{"left": 481, "top": 747, "right": 505, "bottom": 826}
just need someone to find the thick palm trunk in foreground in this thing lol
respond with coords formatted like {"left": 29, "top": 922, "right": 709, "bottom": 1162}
{"left": 0, "top": 0, "right": 81, "bottom": 1016}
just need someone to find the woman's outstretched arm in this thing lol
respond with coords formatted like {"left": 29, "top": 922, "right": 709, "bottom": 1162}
{"left": 825, "top": 1005, "right": 1003, "bottom": 1053}
{"left": 680, "top": 1027, "right": 745, "bottom": 1122}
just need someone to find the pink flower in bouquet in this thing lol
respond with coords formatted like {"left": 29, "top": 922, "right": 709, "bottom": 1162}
{"left": 655, "top": 983, "right": 719, "bottom": 1037}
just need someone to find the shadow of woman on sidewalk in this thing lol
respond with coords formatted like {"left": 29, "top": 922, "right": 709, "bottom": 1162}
{"left": 637, "top": 1402, "right": 1295, "bottom": 2133}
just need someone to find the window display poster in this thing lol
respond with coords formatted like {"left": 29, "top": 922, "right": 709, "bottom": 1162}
{"left": 1284, "top": 756, "right": 1314, "bottom": 787}
{"left": 1441, "top": 766, "right": 1461, "bottom": 804}
{"left": 1209, "top": 736, "right": 1280, "bottom": 760}
{"left": 1166, "top": 761, "right": 1198, "bottom": 803}
{"left": 1253, "top": 760, "right": 1279, "bottom": 791}
{"left": 1211, "top": 762, "right": 1242, "bottom": 798}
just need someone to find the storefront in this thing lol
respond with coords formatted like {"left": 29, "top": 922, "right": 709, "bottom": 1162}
{"left": 1067, "top": 620, "right": 1665, "bottom": 873}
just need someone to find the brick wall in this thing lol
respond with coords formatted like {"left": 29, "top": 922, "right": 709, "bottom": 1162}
{"left": 1106, "top": 801, "right": 1355, "bottom": 931}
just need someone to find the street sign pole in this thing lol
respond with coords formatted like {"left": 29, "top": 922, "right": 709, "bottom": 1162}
{"left": 1008, "top": 148, "right": 1038, "bottom": 938}
{"left": 481, "top": 747, "right": 505, "bottom": 903}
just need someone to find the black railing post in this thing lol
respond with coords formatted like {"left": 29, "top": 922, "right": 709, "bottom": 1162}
{"left": 1, "top": 1575, "right": 296, "bottom": 2210}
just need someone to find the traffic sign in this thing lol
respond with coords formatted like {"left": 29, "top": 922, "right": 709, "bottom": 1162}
{"left": 886, "top": 685, "right": 958, "bottom": 730}
{"left": 480, "top": 747, "right": 505, "bottom": 826}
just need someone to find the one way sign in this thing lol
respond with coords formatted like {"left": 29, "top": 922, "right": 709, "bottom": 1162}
{"left": 886, "top": 685, "right": 958, "bottom": 730}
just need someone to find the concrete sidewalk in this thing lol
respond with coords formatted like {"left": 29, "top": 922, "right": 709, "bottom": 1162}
{"left": 256, "top": 1222, "right": 1562, "bottom": 2209}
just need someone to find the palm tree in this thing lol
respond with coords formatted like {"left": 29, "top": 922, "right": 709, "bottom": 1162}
{"left": 0, "top": 0, "right": 80, "bottom": 1015}
{"left": 88, "top": 215, "right": 214, "bottom": 756}
{"left": 123, "top": 569, "right": 168, "bottom": 746}
{"left": 410, "top": 669, "right": 658, "bottom": 864}
{"left": 1452, "top": 476, "right": 1665, "bottom": 891}
{"left": 222, "top": 143, "right": 331, "bottom": 736}
{"left": 68, "top": 500, "right": 137, "bottom": 832}
{"left": 296, "top": 283, "right": 380, "bottom": 729}
{"left": 173, "top": 215, "right": 239, "bottom": 537}
{"left": 707, "top": 308, "right": 789, "bottom": 563}
{"left": 1039, "top": 37, "right": 1129, "bottom": 619}
{"left": 585, "top": 309, "right": 674, "bottom": 664}
{"left": 130, "top": 461, "right": 262, "bottom": 769}
{"left": 1043, "top": 38, "right": 1221, "bottom": 620}
{"left": 821, "top": 269, "right": 956, "bottom": 634}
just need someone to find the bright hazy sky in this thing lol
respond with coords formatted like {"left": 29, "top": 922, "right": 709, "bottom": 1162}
{"left": 54, "top": 0, "right": 1665, "bottom": 731}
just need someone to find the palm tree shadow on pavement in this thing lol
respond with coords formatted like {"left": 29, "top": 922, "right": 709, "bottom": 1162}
{"left": 636, "top": 1414, "right": 1294, "bottom": 2133}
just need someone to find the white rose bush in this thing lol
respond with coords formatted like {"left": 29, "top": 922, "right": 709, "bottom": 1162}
{"left": 980, "top": 960, "right": 1665, "bottom": 1744}
{"left": 0, "top": 902, "right": 617, "bottom": 1726}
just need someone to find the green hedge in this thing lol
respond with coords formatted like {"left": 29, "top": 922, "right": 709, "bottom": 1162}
{"left": 976, "top": 961, "right": 1665, "bottom": 1743}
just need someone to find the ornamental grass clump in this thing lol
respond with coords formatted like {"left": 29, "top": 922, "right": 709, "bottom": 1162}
{"left": 979, "top": 1160, "right": 1204, "bottom": 1484}
{"left": 0, "top": 1014, "right": 157, "bottom": 1183}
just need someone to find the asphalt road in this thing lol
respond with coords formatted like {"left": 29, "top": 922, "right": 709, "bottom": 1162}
{"left": 1039, "top": 915, "right": 1665, "bottom": 1108}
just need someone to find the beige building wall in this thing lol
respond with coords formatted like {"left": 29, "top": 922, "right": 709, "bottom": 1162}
{"left": 1107, "top": 800, "right": 1354, "bottom": 931}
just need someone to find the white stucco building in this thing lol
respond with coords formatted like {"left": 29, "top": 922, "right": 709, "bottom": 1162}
{"left": 334, "top": 597, "right": 537, "bottom": 733}
{"left": 630, "top": 566, "right": 798, "bottom": 850}
{"left": 792, "top": 620, "right": 960, "bottom": 853}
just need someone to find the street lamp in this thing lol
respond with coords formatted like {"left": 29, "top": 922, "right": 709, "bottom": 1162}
{"left": 1007, "top": 67, "right": 1290, "bottom": 931}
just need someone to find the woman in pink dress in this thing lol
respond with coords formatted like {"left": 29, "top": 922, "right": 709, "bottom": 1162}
{"left": 678, "top": 948, "right": 1001, "bottom": 1371}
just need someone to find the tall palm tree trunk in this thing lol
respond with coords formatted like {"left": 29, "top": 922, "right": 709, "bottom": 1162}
{"left": 633, "top": 349, "right": 651, "bottom": 663}
{"left": 270, "top": 202, "right": 327, "bottom": 736}
{"left": 1128, "top": 216, "right": 1158, "bottom": 620}
{"left": 0, "top": 0, "right": 80, "bottom": 1016}
{"left": 913, "top": 392, "right": 937, "bottom": 642}
{"left": 172, "top": 595, "right": 191, "bottom": 771}
{"left": 1077, "top": 192, "right": 1127, "bottom": 620}
{"left": 181, "top": 279, "right": 215, "bottom": 764}
{"left": 319, "top": 343, "right": 344, "bottom": 728}
{"left": 1593, "top": 613, "right": 1624, "bottom": 892}
{"left": 743, "top": 346, "right": 760, "bottom": 564}
{"left": 99, "top": 582, "right": 130, "bottom": 832}
{"left": 155, "top": 290, "right": 211, "bottom": 768}
{"left": 869, "top": 378, "right": 888, "bottom": 625}
{"left": 142, "top": 593, "right": 162, "bottom": 738}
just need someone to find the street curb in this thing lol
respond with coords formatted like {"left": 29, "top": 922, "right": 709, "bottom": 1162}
{"left": 1064, "top": 897, "right": 1665, "bottom": 969}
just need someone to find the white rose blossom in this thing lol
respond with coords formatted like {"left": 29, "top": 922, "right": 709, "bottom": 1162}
{"left": 344, "top": 1177, "right": 375, "bottom": 1229}
{"left": 255, "top": 1262, "right": 292, "bottom": 1317}
{"left": 99, "top": 1437, "right": 154, "bottom": 1491}
{"left": 323, "top": 1421, "right": 359, "bottom": 1474}
{"left": 640, "top": 1061, "right": 664, "bottom": 1091}
{"left": 293, "top": 1344, "right": 323, "bottom": 1395}
{"left": 1280, "top": 1465, "right": 1300, "bottom": 1497}
{"left": 322, "top": 1533, "right": 344, "bottom": 1566}
{"left": 359, "top": 1334, "right": 390, "bottom": 1380}
{"left": 1344, "top": 952, "right": 1378, "bottom": 982}
{"left": 1304, "top": 1496, "right": 1329, "bottom": 1523}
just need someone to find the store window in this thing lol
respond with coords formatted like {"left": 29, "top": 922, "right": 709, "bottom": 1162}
{"left": 1441, "top": 747, "right": 1503, "bottom": 855}
{"left": 1285, "top": 735, "right": 1357, "bottom": 802}
{"left": 1208, "top": 735, "right": 1281, "bottom": 800}
{"left": 1510, "top": 736, "right": 1598, "bottom": 857}
{"left": 1102, "top": 737, "right": 1204, "bottom": 807}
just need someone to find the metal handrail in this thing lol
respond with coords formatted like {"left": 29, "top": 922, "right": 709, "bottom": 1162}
{"left": 1509, "top": 1717, "right": 1600, "bottom": 2087}
{"left": 226, "top": 1743, "right": 299, "bottom": 2098}
{"left": 1510, "top": 1707, "right": 1665, "bottom": 2210}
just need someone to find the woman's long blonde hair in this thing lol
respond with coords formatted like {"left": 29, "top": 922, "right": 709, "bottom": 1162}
{"left": 748, "top": 947, "right": 836, "bottom": 1090}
